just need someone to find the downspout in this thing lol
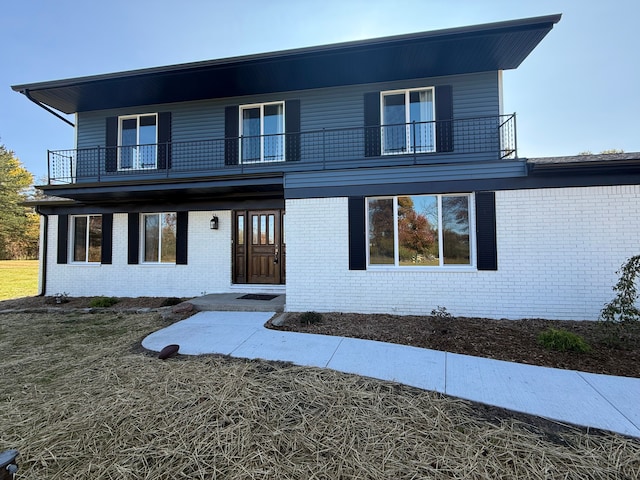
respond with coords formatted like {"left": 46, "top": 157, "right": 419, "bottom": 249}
{"left": 35, "top": 207, "right": 48, "bottom": 296}
{"left": 21, "top": 89, "right": 75, "bottom": 128}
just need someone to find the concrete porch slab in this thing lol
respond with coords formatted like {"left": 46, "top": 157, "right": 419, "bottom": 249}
{"left": 187, "top": 293, "right": 285, "bottom": 312}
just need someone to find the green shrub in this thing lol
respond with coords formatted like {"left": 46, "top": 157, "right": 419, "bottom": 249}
{"left": 537, "top": 328, "right": 590, "bottom": 353}
{"left": 89, "top": 296, "right": 119, "bottom": 308}
{"left": 300, "top": 311, "right": 322, "bottom": 326}
{"left": 430, "top": 306, "right": 452, "bottom": 319}
{"left": 600, "top": 255, "right": 640, "bottom": 324}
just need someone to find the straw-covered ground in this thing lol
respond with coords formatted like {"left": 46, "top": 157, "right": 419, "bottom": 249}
{"left": 3, "top": 295, "right": 640, "bottom": 378}
{"left": 1, "top": 309, "right": 639, "bottom": 479}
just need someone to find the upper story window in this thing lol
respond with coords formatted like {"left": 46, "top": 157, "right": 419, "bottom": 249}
{"left": 240, "top": 102, "right": 285, "bottom": 163}
{"left": 381, "top": 88, "right": 435, "bottom": 155}
{"left": 71, "top": 214, "right": 102, "bottom": 263}
{"left": 119, "top": 114, "right": 158, "bottom": 170}
{"left": 367, "top": 193, "right": 473, "bottom": 268}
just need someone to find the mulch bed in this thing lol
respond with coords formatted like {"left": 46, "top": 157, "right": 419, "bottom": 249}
{"left": 270, "top": 313, "right": 640, "bottom": 378}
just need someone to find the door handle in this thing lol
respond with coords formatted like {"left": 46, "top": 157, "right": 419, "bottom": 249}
{"left": 274, "top": 245, "right": 279, "bottom": 264}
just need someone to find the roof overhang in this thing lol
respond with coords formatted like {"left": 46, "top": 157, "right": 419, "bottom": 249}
{"left": 12, "top": 14, "right": 561, "bottom": 114}
{"left": 36, "top": 174, "right": 284, "bottom": 204}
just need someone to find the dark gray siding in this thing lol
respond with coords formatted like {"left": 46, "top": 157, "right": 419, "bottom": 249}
{"left": 284, "top": 159, "right": 527, "bottom": 191}
{"left": 77, "top": 71, "right": 498, "bottom": 146}
{"left": 74, "top": 71, "right": 501, "bottom": 179}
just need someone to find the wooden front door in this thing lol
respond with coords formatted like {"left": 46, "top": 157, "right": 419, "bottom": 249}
{"left": 233, "top": 210, "right": 285, "bottom": 284}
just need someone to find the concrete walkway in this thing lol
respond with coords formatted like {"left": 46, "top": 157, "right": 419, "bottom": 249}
{"left": 142, "top": 311, "right": 640, "bottom": 438}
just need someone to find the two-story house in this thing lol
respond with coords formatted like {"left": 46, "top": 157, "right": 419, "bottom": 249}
{"left": 13, "top": 14, "right": 640, "bottom": 320}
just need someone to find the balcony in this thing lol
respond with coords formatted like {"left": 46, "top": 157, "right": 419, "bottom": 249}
{"left": 46, "top": 114, "right": 516, "bottom": 185}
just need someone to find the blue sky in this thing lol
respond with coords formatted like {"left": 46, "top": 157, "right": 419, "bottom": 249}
{"left": 1, "top": 0, "right": 639, "bottom": 180}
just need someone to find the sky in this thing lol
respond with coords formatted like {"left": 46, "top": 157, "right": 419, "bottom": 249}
{"left": 1, "top": 0, "right": 639, "bottom": 180}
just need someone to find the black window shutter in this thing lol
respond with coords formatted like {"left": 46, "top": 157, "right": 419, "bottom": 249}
{"left": 225, "top": 106, "right": 239, "bottom": 165}
{"left": 285, "top": 100, "right": 301, "bottom": 161}
{"left": 435, "top": 85, "right": 454, "bottom": 153}
{"left": 128, "top": 213, "right": 140, "bottom": 265}
{"left": 348, "top": 197, "right": 366, "bottom": 270}
{"left": 100, "top": 213, "right": 113, "bottom": 265}
{"left": 105, "top": 117, "right": 118, "bottom": 172}
{"left": 157, "top": 112, "right": 172, "bottom": 169}
{"left": 364, "top": 92, "right": 381, "bottom": 157}
{"left": 176, "top": 211, "right": 188, "bottom": 265}
{"left": 57, "top": 214, "right": 68, "bottom": 264}
{"left": 475, "top": 191, "right": 497, "bottom": 271}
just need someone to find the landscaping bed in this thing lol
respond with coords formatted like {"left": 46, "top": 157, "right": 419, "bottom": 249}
{"left": 271, "top": 312, "right": 640, "bottom": 378}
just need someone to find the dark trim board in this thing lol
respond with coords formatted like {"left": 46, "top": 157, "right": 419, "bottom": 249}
{"left": 284, "top": 171, "right": 640, "bottom": 199}
{"left": 37, "top": 198, "right": 286, "bottom": 216}
{"left": 40, "top": 175, "right": 285, "bottom": 203}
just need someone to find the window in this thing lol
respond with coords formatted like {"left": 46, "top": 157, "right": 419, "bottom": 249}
{"left": 142, "top": 213, "right": 177, "bottom": 263}
{"left": 71, "top": 215, "right": 102, "bottom": 263}
{"left": 119, "top": 114, "right": 158, "bottom": 170}
{"left": 381, "top": 88, "right": 435, "bottom": 154}
{"left": 367, "top": 194, "right": 473, "bottom": 267}
{"left": 240, "top": 102, "right": 285, "bottom": 163}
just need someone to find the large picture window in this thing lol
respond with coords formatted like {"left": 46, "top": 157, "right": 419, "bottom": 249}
{"left": 381, "top": 88, "right": 435, "bottom": 155}
{"left": 240, "top": 102, "right": 285, "bottom": 163}
{"left": 142, "top": 213, "right": 177, "bottom": 263}
{"left": 71, "top": 215, "right": 102, "bottom": 263}
{"left": 367, "top": 194, "right": 472, "bottom": 267}
{"left": 119, "top": 114, "right": 158, "bottom": 170}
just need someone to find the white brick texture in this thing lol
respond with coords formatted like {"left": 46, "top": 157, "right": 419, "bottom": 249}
{"left": 44, "top": 211, "right": 232, "bottom": 298}
{"left": 285, "top": 186, "right": 640, "bottom": 320}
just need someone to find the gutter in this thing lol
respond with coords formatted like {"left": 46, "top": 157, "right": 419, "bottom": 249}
{"left": 34, "top": 207, "right": 48, "bottom": 296}
{"left": 21, "top": 89, "right": 75, "bottom": 128}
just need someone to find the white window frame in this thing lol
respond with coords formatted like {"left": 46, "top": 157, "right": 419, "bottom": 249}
{"left": 366, "top": 193, "right": 476, "bottom": 269}
{"left": 239, "top": 101, "right": 285, "bottom": 163}
{"left": 380, "top": 87, "right": 436, "bottom": 155}
{"left": 118, "top": 113, "right": 158, "bottom": 171}
{"left": 70, "top": 214, "right": 102, "bottom": 264}
{"left": 141, "top": 212, "right": 177, "bottom": 264}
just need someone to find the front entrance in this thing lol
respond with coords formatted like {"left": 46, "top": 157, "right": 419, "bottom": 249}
{"left": 233, "top": 210, "right": 285, "bottom": 284}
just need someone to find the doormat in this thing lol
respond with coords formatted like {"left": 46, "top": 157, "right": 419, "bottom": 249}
{"left": 238, "top": 294, "right": 279, "bottom": 301}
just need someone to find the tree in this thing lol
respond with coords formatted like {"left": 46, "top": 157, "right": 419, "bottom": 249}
{"left": 0, "top": 143, "right": 39, "bottom": 259}
{"left": 578, "top": 149, "right": 624, "bottom": 155}
{"left": 397, "top": 196, "right": 435, "bottom": 263}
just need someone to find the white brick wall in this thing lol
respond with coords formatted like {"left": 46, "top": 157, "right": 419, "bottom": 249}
{"left": 44, "top": 211, "right": 232, "bottom": 298}
{"left": 42, "top": 185, "right": 639, "bottom": 319}
{"left": 285, "top": 185, "right": 640, "bottom": 320}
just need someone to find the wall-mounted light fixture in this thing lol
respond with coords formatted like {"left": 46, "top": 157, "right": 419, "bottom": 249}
{"left": 210, "top": 214, "right": 219, "bottom": 230}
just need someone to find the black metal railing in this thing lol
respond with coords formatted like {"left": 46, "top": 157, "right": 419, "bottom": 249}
{"left": 47, "top": 113, "right": 516, "bottom": 184}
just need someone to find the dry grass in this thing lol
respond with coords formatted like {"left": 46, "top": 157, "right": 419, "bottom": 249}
{"left": 1, "top": 312, "right": 639, "bottom": 479}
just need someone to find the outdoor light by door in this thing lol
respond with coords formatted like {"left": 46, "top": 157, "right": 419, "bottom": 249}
{"left": 210, "top": 214, "right": 219, "bottom": 230}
